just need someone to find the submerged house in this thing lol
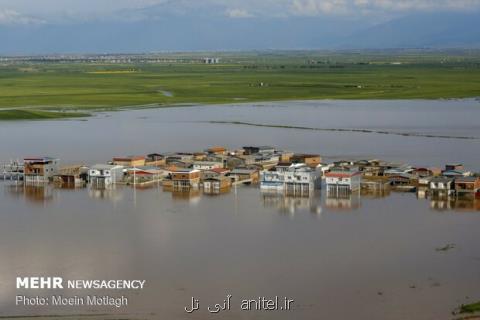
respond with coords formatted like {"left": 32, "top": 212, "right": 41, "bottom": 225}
{"left": 260, "top": 163, "right": 321, "bottom": 194}
{"left": 53, "top": 165, "right": 89, "bottom": 187}
{"left": 454, "top": 176, "right": 480, "bottom": 195}
{"left": 325, "top": 166, "right": 361, "bottom": 194}
{"left": 24, "top": 157, "right": 60, "bottom": 183}
{"left": 206, "top": 146, "right": 227, "bottom": 155}
{"left": 203, "top": 176, "right": 231, "bottom": 193}
{"left": 290, "top": 154, "right": 322, "bottom": 168}
{"left": 192, "top": 160, "right": 223, "bottom": 171}
{"left": 202, "top": 167, "right": 232, "bottom": 192}
{"left": 125, "top": 166, "right": 166, "bottom": 185}
{"left": 171, "top": 169, "right": 201, "bottom": 189}
{"left": 112, "top": 156, "right": 146, "bottom": 168}
{"left": 243, "top": 146, "right": 276, "bottom": 155}
{"left": 89, "top": 164, "right": 124, "bottom": 186}
{"left": 388, "top": 173, "right": 418, "bottom": 191}
{"left": 228, "top": 168, "right": 259, "bottom": 183}
{"left": 429, "top": 176, "right": 455, "bottom": 196}
{"left": 145, "top": 154, "right": 166, "bottom": 167}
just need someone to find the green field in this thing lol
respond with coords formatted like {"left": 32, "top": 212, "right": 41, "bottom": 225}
{"left": 1, "top": 51, "right": 480, "bottom": 120}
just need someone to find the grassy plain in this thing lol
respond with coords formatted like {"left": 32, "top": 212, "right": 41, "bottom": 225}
{"left": 1, "top": 51, "right": 480, "bottom": 120}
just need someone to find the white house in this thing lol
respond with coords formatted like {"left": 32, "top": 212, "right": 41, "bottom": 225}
{"left": 89, "top": 164, "right": 124, "bottom": 186}
{"left": 192, "top": 161, "right": 223, "bottom": 171}
{"left": 325, "top": 166, "right": 361, "bottom": 194}
{"left": 260, "top": 163, "right": 321, "bottom": 194}
{"left": 429, "top": 176, "right": 455, "bottom": 196}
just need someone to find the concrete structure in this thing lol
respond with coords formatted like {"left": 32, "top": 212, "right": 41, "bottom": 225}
{"left": 145, "top": 154, "right": 166, "bottom": 167}
{"left": 24, "top": 157, "right": 60, "bottom": 183}
{"left": 260, "top": 163, "right": 321, "bottom": 194}
{"left": 203, "top": 176, "right": 231, "bottom": 193}
{"left": 291, "top": 154, "right": 322, "bottom": 168}
{"left": 171, "top": 169, "right": 201, "bottom": 189}
{"left": 243, "top": 146, "right": 276, "bottom": 155}
{"left": 429, "top": 176, "right": 455, "bottom": 196}
{"left": 193, "top": 161, "right": 223, "bottom": 171}
{"left": 325, "top": 166, "right": 361, "bottom": 195}
{"left": 203, "top": 57, "right": 220, "bottom": 64}
{"left": 89, "top": 164, "right": 124, "bottom": 186}
{"left": 228, "top": 168, "right": 259, "bottom": 184}
{"left": 112, "top": 156, "right": 145, "bottom": 167}
{"left": 53, "top": 165, "right": 88, "bottom": 187}
{"left": 125, "top": 166, "right": 166, "bottom": 185}
{"left": 455, "top": 176, "right": 480, "bottom": 195}
{"left": 206, "top": 146, "right": 227, "bottom": 155}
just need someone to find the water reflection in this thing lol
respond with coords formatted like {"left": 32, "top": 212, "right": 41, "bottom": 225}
{"left": 4, "top": 179, "right": 480, "bottom": 213}
{"left": 5, "top": 184, "right": 54, "bottom": 203}
{"left": 429, "top": 194, "right": 480, "bottom": 212}
{"left": 260, "top": 191, "right": 322, "bottom": 216}
{"left": 325, "top": 191, "right": 361, "bottom": 211}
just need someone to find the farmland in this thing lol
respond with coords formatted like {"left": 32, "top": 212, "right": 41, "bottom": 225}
{"left": 1, "top": 50, "right": 480, "bottom": 120}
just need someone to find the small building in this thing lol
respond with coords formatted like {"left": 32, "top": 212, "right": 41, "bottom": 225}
{"left": 291, "top": 154, "right": 322, "bottom": 168}
{"left": 243, "top": 146, "right": 276, "bottom": 155}
{"left": 429, "top": 176, "right": 455, "bottom": 196}
{"left": 260, "top": 163, "right": 321, "bottom": 194}
{"left": 53, "top": 165, "right": 89, "bottom": 187}
{"left": 228, "top": 168, "right": 259, "bottom": 183}
{"left": 325, "top": 166, "right": 361, "bottom": 195}
{"left": 204, "top": 57, "right": 220, "bottom": 64}
{"left": 24, "top": 157, "right": 60, "bottom": 183}
{"left": 203, "top": 176, "right": 231, "bottom": 193}
{"left": 445, "top": 163, "right": 464, "bottom": 172}
{"left": 442, "top": 170, "right": 470, "bottom": 178}
{"left": 166, "top": 153, "right": 195, "bottom": 165}
{"left": 202, "top": 168, "right": 230, "bottom": 180}
{"left": 455, "top": 176, "right": 480, "bottom": 195}
{"left": 145, "top": 154, "right": 166, "bottom": 167}
{"left": 206, "top": 146, "right": 227, "bottom": 155}
{"left": 112, "top": 156, "right": 145, "bottom": 167}
{"left": 192, "top": 160, "right": 223, "bottom": 171}
{"left": 171, "top": 169, "right": 201, "bottom": 189}
{"left": 125, "top": 166, "right": 166, "bottom": 185}
{"left": 89, "top": 164, "right": 124, "bottom": 186}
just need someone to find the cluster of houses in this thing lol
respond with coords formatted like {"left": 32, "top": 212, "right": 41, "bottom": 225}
{"left": 5, "top": 147, "right": 479, "bottom": 202}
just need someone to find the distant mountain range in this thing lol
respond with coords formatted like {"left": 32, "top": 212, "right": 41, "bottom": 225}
{"left": 1, "top": 6, "right": 479, "bottom": 54}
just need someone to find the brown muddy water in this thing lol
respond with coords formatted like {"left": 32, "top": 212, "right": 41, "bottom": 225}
{"left": 1, "top": 100, "right": 480, "bottom": 320}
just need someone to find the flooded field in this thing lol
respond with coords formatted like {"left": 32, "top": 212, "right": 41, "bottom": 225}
{"left": 1, "top": 100, "right": 480, "bottom": 319}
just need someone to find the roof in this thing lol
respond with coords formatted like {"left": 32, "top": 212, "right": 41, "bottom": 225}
{"left": 325, "top": 172, "right": 360, "bottom": 178}
{"left": 207, "top": 146, "right": 226, "bottom": 152}
{"left": 91, "top": 164, "right": 123, "bottom": 170}
{"left": 442, "top": 170, "right": 466, "bottom": 176}
{"left": 208, "top": 168, "right": 230, "bottom": 174}
{"left": 24, "top": 157, "right": 58, "bottom": 163}
{"left": 455, "top": 176, "right": 479, "bottom": 183}
{"left": 113, "top": 156, "right": 145, "bottom": 161}
{"left": 230, "top": 168, "right": 257, "bottom": 174}
{"left": 292, "top": 154, "right": 321, "bottom": 158}
{"left": 172, "top": 169, "right": 200, "bottom": 173}
{"left": 430, "top": 176, "right": 454, "bottom": 183}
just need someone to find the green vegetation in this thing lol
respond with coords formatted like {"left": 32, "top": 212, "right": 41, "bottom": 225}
{"left": 459, "top": 301, "right": 480, "bottom": 314}
{"left": 0, "top": 109, "right": 89, "bottom": 120}
{"left": 1, "top": 51, "right": 480, "bottom": 120}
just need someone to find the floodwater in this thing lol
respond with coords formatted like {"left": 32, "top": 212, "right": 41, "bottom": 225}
{"left": 1, "top": 100, "right": 480, "bottom": 320}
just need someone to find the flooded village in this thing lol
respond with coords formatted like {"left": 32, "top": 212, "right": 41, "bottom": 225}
{"left": 2, "top": 146, "right": 480, "bottom": 212}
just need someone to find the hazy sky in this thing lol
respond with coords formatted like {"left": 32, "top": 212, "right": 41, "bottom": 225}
{"left": 1, "top": 0, "right": 480, "bottom": 25}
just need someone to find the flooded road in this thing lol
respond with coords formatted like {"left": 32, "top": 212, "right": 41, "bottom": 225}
{"left": 1, "top": 100, "right": 480, "bottom": 319}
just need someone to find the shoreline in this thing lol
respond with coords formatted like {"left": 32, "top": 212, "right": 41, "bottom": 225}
{"left": 1, "top": 97, "right": 479, "bottom": 121}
